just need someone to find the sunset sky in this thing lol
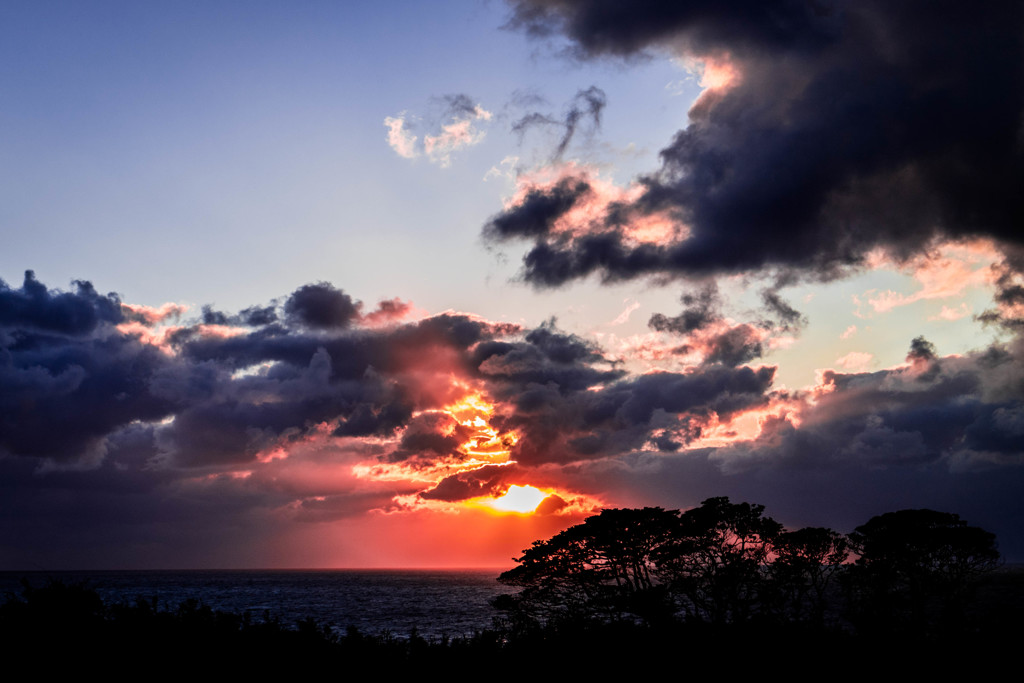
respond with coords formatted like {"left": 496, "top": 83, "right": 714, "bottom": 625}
{"left": 3, "top": 0, "right": 1023, "bottom": 569}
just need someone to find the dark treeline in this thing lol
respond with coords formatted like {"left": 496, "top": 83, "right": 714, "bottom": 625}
{"left": 495, "top": 498, "right": 1001, "bottom": 636}
{"left": 3, "top": 499, "right": 1021, "bottom": 675}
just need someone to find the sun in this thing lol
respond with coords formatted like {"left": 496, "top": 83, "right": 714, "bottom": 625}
{"left": 485, "top": 485, "right": 549, "bottom": 514}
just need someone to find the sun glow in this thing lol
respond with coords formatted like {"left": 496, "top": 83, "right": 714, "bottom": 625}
{"left": 482, "top": 485, "right": 550, "bottom": 514}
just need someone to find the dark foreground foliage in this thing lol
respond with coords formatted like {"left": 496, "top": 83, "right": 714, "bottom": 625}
{"left": 3, "top": 575, "right": 1023, "bottom": 677}
{"left": 2, "top": 570, "right": 1023, "bottom": 677}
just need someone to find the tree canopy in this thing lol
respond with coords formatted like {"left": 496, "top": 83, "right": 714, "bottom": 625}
{"left": 497, "top": 507, "right": 679, "bottom": 625}
{"left": 846, "top": 509, "right": 1001, "bottom": 631}
{"left": 496, "top": 499, "right": 1000, "bottom": 634}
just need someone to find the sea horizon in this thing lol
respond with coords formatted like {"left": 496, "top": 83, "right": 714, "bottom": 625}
{"left": 1, "top": 568, "right": 512, "bottom": 639}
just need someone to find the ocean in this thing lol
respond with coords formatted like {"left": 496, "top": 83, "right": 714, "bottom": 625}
{"left": 0, "top": 569, "right": 510, "bottom": 639}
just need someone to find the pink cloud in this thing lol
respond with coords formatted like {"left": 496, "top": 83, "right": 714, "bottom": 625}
{"left": 864, "top": 239, "right": 999, "bottom": 314}
{"left": 384, "top": 114, "right": 418, "bottom": 159}
{"left": 609, "top": 299, "right": 640, "bottom": 326}
{"left": 361, "top": 297, "right": 415, "bottom": 326}
{"left": 121, "top": 301, "right": 188, "bottom": 325}
{"left": 930, "top": 303, "right": 972, "bottom": 321}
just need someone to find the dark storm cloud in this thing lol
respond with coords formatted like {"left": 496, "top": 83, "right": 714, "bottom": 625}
{"left": 239, "top": 305, "right": 278, "bottom": 327}
{"left": 0, "top": 270, "right": 123, "bottom": 335}
{"left": 505, "top": 0, "right": 840, "bottom": 57}
{"left": 0, "top": 446, "right": 301, "bottom": 569}
{"left": 201, "top": 305, "right": 231, "bottom": 325}
{"left": 718, "top": 336, "right": 1024, "bottom": 473}
{"left": 0, "top": 275, "right": 178, "bottom": 460}
{"left": 448, "top": 316, "right": 775, "bottom": 464}
{"left": 648, "top": 283, "right": 721, "bottom": 334}
{"left": 523, "top": 321, "right": 603, "bottom": 364}
{"left": 421, "top": 463, "right": 524, "bottom": 502}
{"left": 292, "top": 489, "right": 419, "bottom": 522}
{"left": 698, "top": 324, "right": 764, "bottom": 367}
{"left": 977, "top": 256, "right": 1024, "bottom": 330}
{"left": 490, "top": 358, "right": 775, "bottom": 464}
{"left": 284, "top": 282, "right": 361, "bottom": 329}
{"left": 473, "top": 324, "right": 622, "bottom": 396}
{"left": 759, "top": 289, "right": 806, "bottom": 332}
{"left": 647, "top": 283, "right": 783, "bottom": 367}
{"left": 0, "top": 273, "right": 522, "bottom": 468}
{"left": 159, "top": 312, "right": 519, "bottom": 465}
{"left": 906, "top": 335, "right": 938, "bottom": 364}
{"left": 0, "top": 335, "right": 177, "bottom": 460}
{"left": 492, "top": 0, "right": 1024, "bottom": 286}
{"left": 387, "top": 412, "right": 474, "bottom": 463}
{"left": 332, "top": 400, "right": 414, "bottom": 438}
{"left": 189, "top": 304, "right": 277, "bottom": 328}
{"left": 483, "top": 174, "right": 591, "bottom": 241}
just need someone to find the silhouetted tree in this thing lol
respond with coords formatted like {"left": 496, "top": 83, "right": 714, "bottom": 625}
{"left": 845, "top": 509, "right": 1000, "bottom": 633}
{"left": 496, "top": 507, "right": 680, "bottom": 626}
{"left": 656, "top": 497, "right": 783, "bottom": 624}
{"left": 771, "top": 527, "right": 849, "bottom": 625}
{"left": 496, "top": 500, "right": 1002, "bottom": 639}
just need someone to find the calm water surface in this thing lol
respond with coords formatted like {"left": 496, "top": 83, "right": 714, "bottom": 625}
{"left": 0, "top": 569, "right": 510, "bottom": 639}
